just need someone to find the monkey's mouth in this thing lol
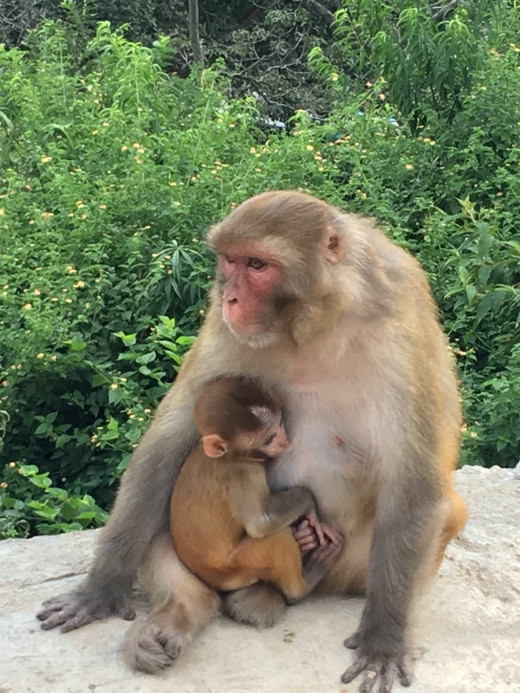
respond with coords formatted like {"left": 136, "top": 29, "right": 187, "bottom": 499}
{"left": 224, "top": 320, "right": 280, "bottom": 349}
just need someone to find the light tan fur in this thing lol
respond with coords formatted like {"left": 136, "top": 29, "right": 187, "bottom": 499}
{"left": 38, "top": 192, "right": 466, "bottom": 691}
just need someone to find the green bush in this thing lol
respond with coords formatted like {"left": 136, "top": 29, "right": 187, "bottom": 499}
{"left": 0, "top": 21, "right": 339, "bottom": 535}
{"left": 1, "top": 10, "right": 520, "bottom": 537}
{"left": 311, "top": 14, "right": 520, "bottom": 471}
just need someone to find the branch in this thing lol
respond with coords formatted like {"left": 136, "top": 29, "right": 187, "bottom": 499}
{"left": 431, "top": 0, "right": 461, "bottom": 22}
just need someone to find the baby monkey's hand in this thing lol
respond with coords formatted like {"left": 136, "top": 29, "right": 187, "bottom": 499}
{"left": 292, "top": 511, "right": 342, "bottom": 555}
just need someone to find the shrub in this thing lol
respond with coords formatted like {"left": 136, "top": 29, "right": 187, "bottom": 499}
{"left": 0, "top": 21, "right": 338, "bottom": 534}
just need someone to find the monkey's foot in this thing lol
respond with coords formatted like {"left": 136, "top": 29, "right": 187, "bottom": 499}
{"left": 223, "top": 583, "right": 286, "bottom": 628}
{"left": 342, "top": 634, "right": 413, "bottom": 693}
{"left": 123, "top": 613, "right": 185, "bottom": 674}
{"left": 37, "top": 588, "right": 135, "bottom": 632}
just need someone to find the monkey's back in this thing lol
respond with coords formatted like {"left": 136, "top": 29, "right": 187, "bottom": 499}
{"left": 170, "top": 443, "right": 264, "bottom": 588}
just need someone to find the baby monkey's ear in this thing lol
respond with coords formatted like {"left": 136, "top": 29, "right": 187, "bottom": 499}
{"left": 202, "top": 434, "right": 228, "bottom": 458}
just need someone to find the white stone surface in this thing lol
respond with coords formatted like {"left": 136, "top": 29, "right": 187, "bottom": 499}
{"left": 0, "top": 465, "right": 519, "bottom": 693}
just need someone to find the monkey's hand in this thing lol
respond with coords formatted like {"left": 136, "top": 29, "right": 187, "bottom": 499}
{"left": 37, "top": 585, "right": 136, "bottom": 632}
{"left": 293, "top": 512, "right": 342, "bottom": 555}
{"left": 341, "top": 631, "right": 413, "bottom": 693}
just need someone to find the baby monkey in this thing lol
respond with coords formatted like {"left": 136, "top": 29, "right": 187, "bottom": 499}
{"left": 170, "top": 376, "right": 342, "bottom": 603}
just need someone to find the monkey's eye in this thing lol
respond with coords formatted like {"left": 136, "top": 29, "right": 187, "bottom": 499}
{"left": 264, "top": 433, "right": 276, "bottom": 446}
{"left": 247, "top": 258, "right": 267, "bottom": 270}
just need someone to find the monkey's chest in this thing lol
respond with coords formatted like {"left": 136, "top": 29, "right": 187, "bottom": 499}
{"left": 267, "top": 384, "right": 372, "bottom": 517}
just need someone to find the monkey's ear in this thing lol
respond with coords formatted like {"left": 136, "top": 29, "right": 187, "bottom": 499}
{"left": 322, "top": 227, "right": 346, "bottom": 265}
{"left": 202, "top": 434, "right": 228, "bottom": 458}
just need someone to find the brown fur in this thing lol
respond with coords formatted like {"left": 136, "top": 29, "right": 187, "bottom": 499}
{"left": 170, "top": 376, "right": 339, "bottom": 599}
{"left": 37, "top": 191, "right": 467, "bottom": 691}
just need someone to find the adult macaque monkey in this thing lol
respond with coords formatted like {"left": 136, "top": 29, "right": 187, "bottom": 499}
{"left": 170, "top": 375, "right": 342, "bottom": 600}
{"left": 38, "top": 191, "right": 467, "bottom": 691}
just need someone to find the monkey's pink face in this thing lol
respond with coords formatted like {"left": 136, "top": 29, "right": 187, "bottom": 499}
{"left": 217, "top": 250, "right": 283, "bottom": 343}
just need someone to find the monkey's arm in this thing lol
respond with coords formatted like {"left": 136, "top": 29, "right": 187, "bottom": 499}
{"left": 341, "top": 449, "right": 443, "bottom": 691}
{"left": 233, "top": 482, "right": 316, "bottom": 539}
{"left": 37, "top": 341, "right": 213, "bottom": 631}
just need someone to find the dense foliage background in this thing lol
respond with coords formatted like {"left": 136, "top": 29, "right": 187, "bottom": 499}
{"left": 1, "top": 1, "right": 519, "bottom": 538}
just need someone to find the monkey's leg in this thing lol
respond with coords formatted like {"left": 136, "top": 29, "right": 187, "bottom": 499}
{"left": 244, "top": 530, "right": 343, "bottom": 602}
{"left": 222, "top": 582, "right": 287, "bottom": 628}
{"left": 221, "top": 532, "right": 292, "bottom": 627}
{"left": 123, "top": 534, "right": 219, "bottom": 674}
{"left": 224, "top": 530, "right": 342, "bottom": 614}
{"left": 222, "top": 530, "right": 307, "bottom": 598}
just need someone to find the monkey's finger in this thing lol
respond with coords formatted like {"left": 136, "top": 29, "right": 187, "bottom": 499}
{"left": 341, "top": 655, "right": 369, "bottom": 683}
{"left": 397, "top": 659, "right": 413, "bottom": 687}
{"left": 121, "top": 604, "right": 136, "bottom": 621}
{"left": 299, "top": 540, "right": 318, "bottom": 554}
{"left": 37, "top": 606, "right": 61, "bottom": 621}
{"left": 293, "top": 527, "right": 316, "bottom": 542}
{"left": 343, "top": 631, "right": 361, "bottom": 649}
{"left": 312, "top": 520, "right": 326, "bottom": 546}
{"left": 136, "top": 640, "right": 176, "bottom": 670}
{"left": 291, "top": 519, "right": 311, "bottom": 537}
{"left": 378, "top": 667, "right": 396, "bottom": 693}
{"left": 39, "top": 611, "right": 70, "bottom": 630}
{"left": 321, "top": 523, "right": 343, "bottom": 546}
{"left": 360, "top": 670, "right": 378, "bottom": 693}
{"left": 61, "top": 608, "right": 96, "bottom": 632}
{"left": 39, "top": 597, "right": 63, "bottom": 611}
{"left": 157, "top": 635, "right": 181, "bottom": 660}
{"left": 37, "top": 594, "right": 73, "bottom": 619}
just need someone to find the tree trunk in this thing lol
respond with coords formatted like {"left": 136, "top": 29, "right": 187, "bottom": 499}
{"left": 188, "top": 0, "right": 204, "bottom": 66}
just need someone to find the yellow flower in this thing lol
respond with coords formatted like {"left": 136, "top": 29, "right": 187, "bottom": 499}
{"left": 33, "top": 289, "right": 41, "bottom": 296}
{"left": 331, "top": 73, "right": 339, "bottom": 82}
{"left": 41, "top": 156, "right": 52, "bottom": 163}
{"left": 306, "top": 144, "right": 314, "bottom": 151}
{"left": 37, "top": 353, "right": 44, "bottom": 359}
{"left": 23, "top": 303, "right": 32, "bottom": 310}
{"left": 405, "top": 163, "right": 414, "bottom": 170}
{"left": 73, "top": 281, "right": 85, "bottom": 289}
{"left": 0, "top": 209, "right": 4, "bottom": 215}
